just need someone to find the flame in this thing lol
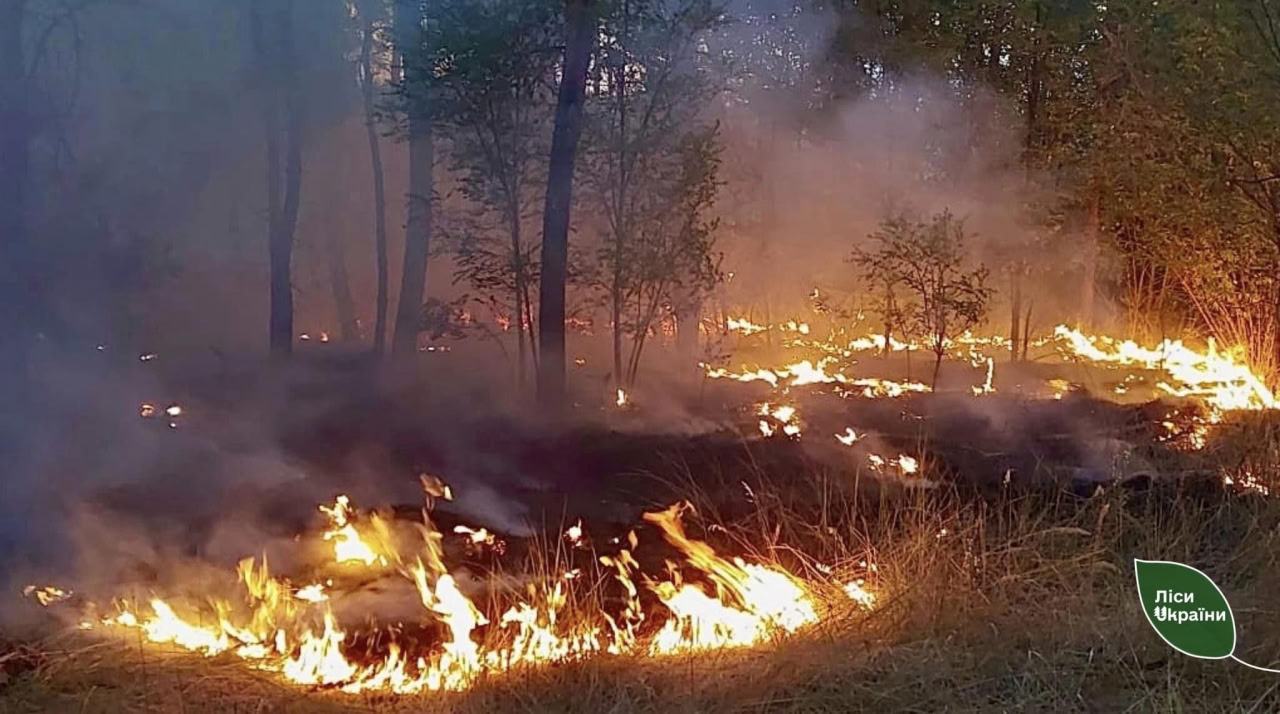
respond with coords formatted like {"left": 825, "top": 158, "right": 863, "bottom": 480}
{"left": 843, "top": 580, "right": 876, "bottom": 608}
{"left": 726, "top": 317, "right": 768, "bottom": 336}
{"left": 454, "top": 525, "right": 496, "bottom": 546}
{"left": 61, "top": 495, "right": 871, "bottom": 695}
{"left": 971, "top": 357, "right": 995, "bottom": 396}
{"left": 835, "top": 427, "right": 860, "bottom": 446}
{"left": 706, "top": 358, "right": 930, "bottom": 400}
{"left": 1053, "top": 325, "right": 1276, "bottom": 413}
{"left": 643, "top": 504, "right": 821, "bottom": 655}
{"left": 294, "top": 583, "right": 328, "bottom": 603}
{"left": 319, "top": 495, "right": 387, "bottom": 567}
{"left": 757, "top": 402, "right": 801, "bottom": 437}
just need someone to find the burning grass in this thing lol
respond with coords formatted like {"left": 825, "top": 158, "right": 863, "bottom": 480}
{"left": 6, "top": 466, "right": 1280, "bottom": 712}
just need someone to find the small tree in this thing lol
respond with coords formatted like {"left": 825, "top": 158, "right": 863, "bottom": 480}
{"left": 581, "top": 0, "right": 725, "bottom": 390}
{"left": 855, "top": 210, "right": 993, "bottom": 389}
{"left": 424, "top": 0, "right": 560, "bottom": 387}
{"left": 849, "top": 245, "right": 909, "bottom": 357}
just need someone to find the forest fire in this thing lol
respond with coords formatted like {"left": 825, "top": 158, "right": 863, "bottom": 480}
{"left": 7, "top": 0, "right": 1280, "bottom": 707}
{"left": 705, "top": 309, "right": 1277, "bottom": 429}
{"left": 29, "top": 494, "right": 875, "bottom": 696}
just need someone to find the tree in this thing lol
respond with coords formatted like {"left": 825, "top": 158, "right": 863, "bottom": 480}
{"left": 536, "top": 0, "right": 597, "bottom": 409}
{"left": 587, "top": 125, "right": 725, "bottom": 388}
{"left": 354, "top": 0, "right": 390, "bottom": 353}
{"left": 427, "top": 0, "right": 559, "bottom": 387}
{"left": 850, "top": 244, "right": 908, "bottom": 358}
{"left": 250, "top": 0, "right": 304, "bottom": 360}
{"left": 390, "top": 0, "right": 434, "bottom": 359}
{"left": 582, "top": 0, "right": 725, "bottom": 391}
{"left": 855, "top": 210, "right": 993, "bottom": 389}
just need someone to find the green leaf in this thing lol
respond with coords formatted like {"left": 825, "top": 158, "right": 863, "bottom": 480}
{"left": 1134, "top": 559, "right": 1236, "bottom": 659}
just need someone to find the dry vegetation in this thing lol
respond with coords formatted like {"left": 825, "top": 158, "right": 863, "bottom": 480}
{"left": 6, "top": 419, "right": 1280, "bottom": 713}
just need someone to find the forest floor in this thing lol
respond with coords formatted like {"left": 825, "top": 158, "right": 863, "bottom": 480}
{"left": 4, "top": 363, "right": 1280, "bottom": 712}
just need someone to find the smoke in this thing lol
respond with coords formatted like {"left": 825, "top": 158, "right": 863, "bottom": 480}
{"left": 0, "top": 0, "right": 1101, "bottom": 603}
{"left": 715, "top": 73, "right": 1078, "bottom": 319}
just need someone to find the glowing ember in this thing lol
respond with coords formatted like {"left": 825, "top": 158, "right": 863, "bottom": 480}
{"left": 835, "top": 427, "right": 860, "bottom": 445}
{"left": 23, "top": 584, "right": 72, "bottom": 606}
{"left": 294, "top": 584, "right": 328, "bottom": 603}
{"left": 454, "top": 525, "right": 496, "bottom": 546}
{"left": 843, "top": 580, "right": 876, "bottom": 608}
{"left": 616, "top": 388, "right": 629, "bottom": 407}
{"left": 564, "top": 521, "right": 585, "bottom": 548}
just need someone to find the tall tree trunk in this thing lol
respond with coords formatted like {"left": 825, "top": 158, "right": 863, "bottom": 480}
{"left": 536, "top": 0, "right": 596, "bottom": 409}
{"left": 1081, "top": 191, "right": 1100, "bottom": 329}
{"left": 253, "top": 0, "right": 301, "bottom": 361}
{"left": 391, "top": 0, "right": 433, "bottom": 358}
{"left": 277, "top": 15, "right": 302, "bottom": 358}
{"left": 358, "top": 1, "right": 389, "bottom": 354}
{"left": 512, "top": 208, "right": 527, "bottom": 388}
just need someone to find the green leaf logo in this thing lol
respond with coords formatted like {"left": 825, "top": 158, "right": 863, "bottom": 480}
{"left": 1134, "top": 559, "right": 1236, "bottom": 659}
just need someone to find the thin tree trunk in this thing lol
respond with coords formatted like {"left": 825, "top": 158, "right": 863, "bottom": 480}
{"left": 627, "top": 290, "right": 664, "bottom": 387}
{"left": 1009, "top": 268, "right": 1022, "bottom": 361}
{"left": 358, "top": 1, "right": 389, "bottom": 354}
{"left": 1021, "top": 300, "right": 1033, "bottom": 361}
{"left": 611, "top": 26, "right": 629, "bottom": 394}
{"left": 523, "top": 279, "right": 538, "bottom": 371}
{"left": 391, "top": 0, "right": 433, "bottom": 358}
{"left": 277, "top": 6, "right": 302, "bottom": 357}
{"left": 612, "top": 284, "right": 623, "bottom": 390}
{"left": 882, "top": 283, "right": 893, "bottom": 356}
{"left": 536, "top": 0, "right": 596, "bottom": 409}
{"left": 511, "top": 171, "right": 527, "bottom": 388}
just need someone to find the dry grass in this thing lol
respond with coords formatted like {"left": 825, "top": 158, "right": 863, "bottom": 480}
{"left": 6, "top": 428, "right": 1280, "bottom": 713}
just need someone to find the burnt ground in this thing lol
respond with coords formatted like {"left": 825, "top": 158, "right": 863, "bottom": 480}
{"left": 72, "top": 349, "right": 1220, "bottom": 563}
